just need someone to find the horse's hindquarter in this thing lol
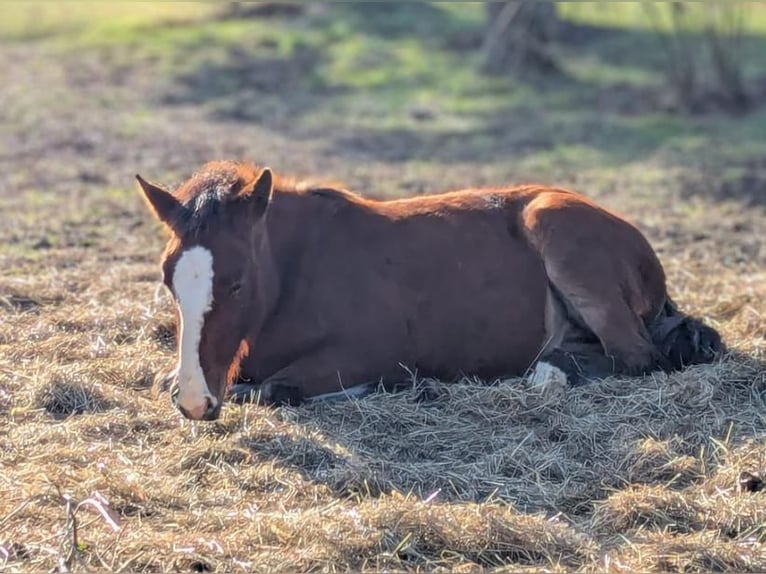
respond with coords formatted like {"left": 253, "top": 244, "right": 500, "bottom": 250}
{"left": 521, "top": 189, "right": 668, "bottom": 322}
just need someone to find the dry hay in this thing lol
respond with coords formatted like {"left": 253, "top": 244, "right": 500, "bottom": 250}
{"left": 1, "top": 250, "right": 766, "bottom": 572}
{"left": 1, "top": 170, "right": 765, "bottom": 572}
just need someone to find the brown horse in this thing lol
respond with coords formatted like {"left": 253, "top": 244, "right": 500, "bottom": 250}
{"left": 137, "top": 161, "right": 723, "bottom": 421}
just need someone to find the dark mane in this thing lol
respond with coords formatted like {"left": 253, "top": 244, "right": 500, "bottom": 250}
{"left": 169, "top": 160, "right": 349, "bottom": 236}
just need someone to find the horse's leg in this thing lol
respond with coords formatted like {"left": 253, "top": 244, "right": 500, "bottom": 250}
{"left": 228, "top": 378, "right": 264, "bottom": 404}
{"left": 522, "top": 195, "right": 672, "bottom": 378}
{"left": 530, "top": 297, "right": 618, "bottom": 389}
{"left": 229, "top": 377, "right": 376, "bottom": 405}
{"left": 227, "top": 355, "right": 384, "bottom": 406}
{"left": 531, "top": 244, "right": 667, "bottom": 376}
{"left": 529, "top": 279, "right": 668, "bottom": 392}
{"left": 545, "top": 268, "right": 669, "bottom": 376}
{"left": 536, "top": 342, "right": 625, "bottom": 386}
{"left": 530, "top": 319, "right": 662, "bottom": 391}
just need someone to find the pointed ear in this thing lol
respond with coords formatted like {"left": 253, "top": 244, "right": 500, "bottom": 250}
{"left": 136, "top": 174, "right": 184, "bottom": 231}
{"left": 241, "top": 167, "right": 274, "bottom": 219}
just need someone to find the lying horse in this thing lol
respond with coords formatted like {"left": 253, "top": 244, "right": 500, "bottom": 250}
{"left": 137, "top": 161, "right": 723, "bottom": 421}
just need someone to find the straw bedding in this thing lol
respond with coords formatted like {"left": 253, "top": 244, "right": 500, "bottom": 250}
{"left": 1, "top": 241, "right": 765, "bottom": 571}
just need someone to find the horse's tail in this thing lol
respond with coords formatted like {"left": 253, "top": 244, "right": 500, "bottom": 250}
{"left": 648, "top": 297, "right": 724, "bottom": 370}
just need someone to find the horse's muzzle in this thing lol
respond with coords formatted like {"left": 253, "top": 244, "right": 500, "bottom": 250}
{"left": 172, "top": 389, "right": 221, "bottom": 421}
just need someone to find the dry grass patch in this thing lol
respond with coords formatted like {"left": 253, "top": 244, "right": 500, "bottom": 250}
{"left": 3, "top": 255, "right": 764, "bottom": 571}
{"left": 592, "top": 485, "right": 704, "bottom": 535}
{"left": 603, "top": 531, "right": 766, "bottom": 573}
{"left": 2, "top": 178, "right": 765, "bottom": 574}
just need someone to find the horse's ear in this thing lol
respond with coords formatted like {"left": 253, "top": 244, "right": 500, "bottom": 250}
{"left": 136, "top": 174, "right": 183, "bottom": 232}
{"left": 241, "top": 167, "right": 273, "bottom": 219}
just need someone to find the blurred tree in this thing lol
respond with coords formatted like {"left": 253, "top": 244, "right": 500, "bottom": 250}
{"left": 481, "top": 1, "right": 560, "bottom": 75}
{"left": 704, "top": 2, "right": 749, "bottom": 111}
{"left": 643, "top": 1, "right": 749, "bottom": 113}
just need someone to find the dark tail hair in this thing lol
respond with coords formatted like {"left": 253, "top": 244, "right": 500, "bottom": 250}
{"left": 648, "top": 298, "right": 725, "bottom": 370}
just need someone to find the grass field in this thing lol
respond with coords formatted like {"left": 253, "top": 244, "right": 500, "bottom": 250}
{"left": 1, "top": 3, "right": 766, "bottom": 572}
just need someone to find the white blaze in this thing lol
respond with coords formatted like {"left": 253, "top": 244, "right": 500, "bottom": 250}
{"left": 172, "top": 246, "right": 217, "bottom": 417}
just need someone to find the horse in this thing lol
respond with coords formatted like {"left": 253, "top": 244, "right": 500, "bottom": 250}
{"left": 136, "top": 161, "right": 723, "bottom": 421}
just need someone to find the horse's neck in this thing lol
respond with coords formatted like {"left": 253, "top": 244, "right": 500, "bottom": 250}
{"left": 246, "top": 191, "right": 315, "bottom": 339}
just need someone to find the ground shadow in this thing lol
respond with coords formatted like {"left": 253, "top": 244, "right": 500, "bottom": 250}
{"left": 332, "top": 2, "right": 466, "bottom": 41}
{"left": 326, "top": 101, "right": 663, "bottom": 167}
{"left": 35, "top": 380, "right": 115, "bottom": 418}
{"left": 162, "top": 41, "right": 343, "bottom": 128}
{"left": 235, "top": 353, "right": 766, "bottom": 519}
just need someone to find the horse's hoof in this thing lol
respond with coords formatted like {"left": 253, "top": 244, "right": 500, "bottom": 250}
{"left": 527, "top": 361, "right": 569, "bottom": 399}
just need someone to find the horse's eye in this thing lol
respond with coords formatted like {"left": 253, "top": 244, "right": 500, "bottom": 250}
{"left": 230, "top": 281, "right": 242, "bottom": 295}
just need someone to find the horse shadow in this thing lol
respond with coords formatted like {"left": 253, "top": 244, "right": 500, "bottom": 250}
{"left": 235, "top": 353, "right": 766, "bottom": 514}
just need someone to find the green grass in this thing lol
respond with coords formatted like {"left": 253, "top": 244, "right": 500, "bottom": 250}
{"left": 2, "top": 2, "right": 765, "bottom": 184}
{"left": 560, "top": 2, "right": 766, "bottom": 34}
{"left": 0, "top": 2, "right": 215, "bottom": 42}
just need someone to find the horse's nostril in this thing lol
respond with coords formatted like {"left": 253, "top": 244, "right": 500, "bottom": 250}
{"left": 203, "top": 397, "right": 219, "bottom": 421}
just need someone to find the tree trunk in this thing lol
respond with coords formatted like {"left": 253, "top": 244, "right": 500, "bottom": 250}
{"left": 482, "top": 1, "right": 559, "bottom": 75}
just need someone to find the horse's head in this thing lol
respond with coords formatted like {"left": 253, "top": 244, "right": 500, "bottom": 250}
{"left": 137, "top": 162, "right": 274, "bottom": 420}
